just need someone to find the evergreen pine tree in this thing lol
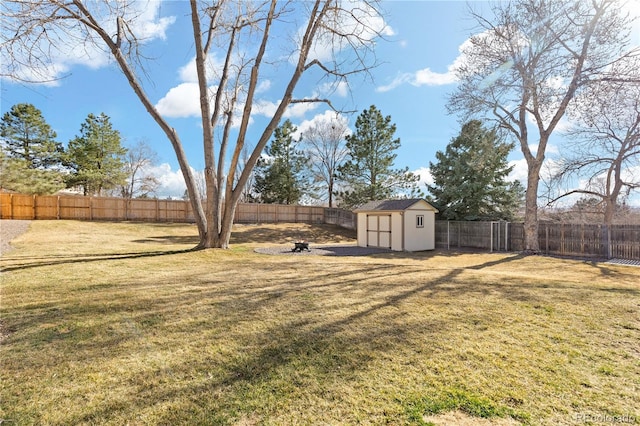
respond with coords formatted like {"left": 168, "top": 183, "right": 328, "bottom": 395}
{"left": 65, "top": 113, "right": 127, "bottom": 196}
{"left": 427, "top": 120, "right": 524, "bottom": 220}
{"left": 253, "top": 120, "right": 309, "bottom": 204}
{"left": 336, "top": 105, "right": 420, "bottom": 209}
{"left": 0, "top": 151, "right": 65, "bottom": 194}
{"left": 0, "top": 103, "right": 63, "bottom": 169}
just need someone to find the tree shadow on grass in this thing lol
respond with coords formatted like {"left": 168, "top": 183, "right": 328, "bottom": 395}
{"left": 0, "top": 249, "right": 195, "bottom": 273}
{"left": 131, "top": 235, "right": 201, "bottom": 245}
{"left": 4, "top": 251, "right": 638, "bottom": 424}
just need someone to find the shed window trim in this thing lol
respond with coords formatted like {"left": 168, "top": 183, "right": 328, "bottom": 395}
{"left": 416, "top": 215, "right": 424, "bottom": 228}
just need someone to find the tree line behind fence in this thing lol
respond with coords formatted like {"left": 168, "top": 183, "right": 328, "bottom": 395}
{"left": 2, "top": 193, "right": 638, "bottom": 261}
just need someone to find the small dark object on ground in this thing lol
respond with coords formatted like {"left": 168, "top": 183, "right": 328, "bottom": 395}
{"left": 292, "top": 241, "right": 310, "bottom": 252}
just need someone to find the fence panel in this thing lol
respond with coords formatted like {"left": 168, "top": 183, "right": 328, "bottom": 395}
{"left": 0, "top": 194, "right": 11, "bottom": 218}
{"left": 235, "top": 203, "right": 258, "bottom": 223}
{"left": 277, "top": 205, "right": 296, "bottom": 222}
{"left": 157, "top": 199, "right": 192, "bottom": 222}
{"left": 59, "top": 196, "right": 91, "bottom": 220}
{"left": 610, "top": 225, "right": 640, "bottom": 260}
{"left": 324, "top": 208, "right": 356, "bottom": 230}
{"left": 2, "top": 194, "right": 35, "bottom": 219}
{"left": 508, "top": 223, "right": 525, "bottom": 252}
{"left": 309, "top": 207, "right": 325, "bottom": 224}
{"left": 437, "top": 221, "right": 495, "bottom": 250}
{"left": 539, "top": 223, "right": 607, "bottom": 258}
{"left": 35, "top": 195, "right": 59, "bottom": 219}
{"left": 91, "top": 197, "right": 126, "bottom": 221}
{"left": 127, "top": 198, "right": 159, "bottom": 221}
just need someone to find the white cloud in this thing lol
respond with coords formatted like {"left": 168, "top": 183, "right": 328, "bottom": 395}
{"left": 285, "top": 101, "right": 319, "bottom": 119}
{"left": 150, "top": 163, "right": 187, "bottom": 198}
{"left": 414, "top": 68, "right": 458, "bottom": 86}
{"left": 253, "top": 99, "right": 279, "bottom": 118}
{"left": 511, "top": 156, "right": 568, "bottom": 185}
{"left": 295, "top": 110, "right": 351, "bottom": 139}
{"left": 256, "top": 80, "right": 272, "bottom": 94}
{"left": 178, "top": 58, "right": 199, "bottom": 84}
{"left": 318, "top": 80, "right": 349, "bottom": 97}
{"left": 177, "top": 54, "right": 227, "bottom": 84}
{"left": 413, "top": 167, "right": 434, "bottom": 187}
{"left": 136, "top": 4, "right": 175, "bottom": 40}
{"left": 155, "top": 83, "right": 202, "bottom": 118}
{"left": 375, "top": 33, "right": 478, "bottom": 93}
{"left": 376, "top": 66, "right": 458, "bottom": 92}
{"left": 508, "top": 158, "right": 529, "bottom": 184}
{"left": 251, "top": 98, "right": 320, "bottom": 120}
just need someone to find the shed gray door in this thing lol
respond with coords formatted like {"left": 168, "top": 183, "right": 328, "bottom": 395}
{"left": 367, "top": 214, "right": 391, "bottom": 248}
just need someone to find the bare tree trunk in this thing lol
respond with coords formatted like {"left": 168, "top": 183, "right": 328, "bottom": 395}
{"left": 328, "top": 177, "right": 334, "bottom": 208}
{"left": 524, "top": 161, "right": 542, "bottom": 253}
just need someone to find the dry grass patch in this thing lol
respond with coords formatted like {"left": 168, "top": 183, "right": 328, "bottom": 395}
{"left": 1, "top": 220, "right": 639, "bottom": 425}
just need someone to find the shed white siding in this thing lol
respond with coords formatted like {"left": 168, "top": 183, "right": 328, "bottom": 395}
{"left": 403, "top": 206, "right": 436, "bottom": 251}
{"left": 354, "top": 199, "right": 437, "bottom": 252}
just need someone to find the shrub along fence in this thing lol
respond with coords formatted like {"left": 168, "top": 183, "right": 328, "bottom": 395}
{"left": 436, "top": 221, "right": 640, "bottom": 261}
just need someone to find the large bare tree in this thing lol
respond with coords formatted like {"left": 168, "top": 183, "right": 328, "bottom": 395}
{"left": 119, "top": 139, "right": 161, "bottom": 199}
{"left": 1, "top": 0, "right": 387, "bottom": 248}
{"left": 550, "top": 61, "right": 640, "bottom": 226}
{"left": 301, "top": 113, "right": 349, "bottom": 207}
{"left": 447, "top": 0, "right": 638, "bottom": 252}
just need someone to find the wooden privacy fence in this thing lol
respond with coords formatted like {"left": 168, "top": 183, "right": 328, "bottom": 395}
{"left": 435, "top": 221, "right": 640, "bottom": 261}
{"left": 1, "top": 193, "right": 193, "bottom": 222}
{"left": 0, "top": 193, "right": 357, "bottom": 229}
{"left": 3, "top": 194, "right": 637, "bottom": 260}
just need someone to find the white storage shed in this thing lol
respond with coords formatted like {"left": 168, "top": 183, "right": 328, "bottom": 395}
{"left": 353, "top": 199, "right": 438, "bottom": 252}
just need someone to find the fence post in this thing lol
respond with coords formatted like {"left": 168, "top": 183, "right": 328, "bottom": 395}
{"left": 603, "top": 225, "right": 611, "bottom": 259}
{"left": 57, "top": 195, "right": 61, "bottom": 220}
{"left": 505, "top": 222, "right": 509, "bottom": 252}
{"left": 545, "top": 224, "right": 549, "bottom": 254}
{"left": 490, "top": 222, "right": 494, "bottom": 252}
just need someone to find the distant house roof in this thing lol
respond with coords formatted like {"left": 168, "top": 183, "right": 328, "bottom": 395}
{"left": 353, "top": 198, "right": 438, "bottom": 212}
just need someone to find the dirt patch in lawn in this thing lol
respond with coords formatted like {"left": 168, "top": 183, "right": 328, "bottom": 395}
{"left": 423, "top": 411, "right": 522, "bottom": 426}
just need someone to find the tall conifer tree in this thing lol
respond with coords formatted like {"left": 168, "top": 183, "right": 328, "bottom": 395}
{"left": 253, "top": 120, "right": 309, "bottom": 204}
{"left": 65, "top": 113, "right": 127, "bottom": 196}
{"left": 337, "top": 105, "right": 420, "bottom": 209}
{"left": 0, "top": 103, "right": 63, "bottom": 169}
{"left": 427, "top": 120, "right": 523, "bottom": 220}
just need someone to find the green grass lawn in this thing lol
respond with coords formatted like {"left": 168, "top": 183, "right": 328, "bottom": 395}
{"left": 1, "top": 220, "right": 638, "bottom": 425}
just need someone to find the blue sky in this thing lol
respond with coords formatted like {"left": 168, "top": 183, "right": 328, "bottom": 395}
{"left": 2, "top": 1, "right": 639, "bottom": 204}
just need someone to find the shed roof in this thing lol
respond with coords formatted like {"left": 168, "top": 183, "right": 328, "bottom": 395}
{"left": 353, "top": 198, "right": 437, "bottom": 212}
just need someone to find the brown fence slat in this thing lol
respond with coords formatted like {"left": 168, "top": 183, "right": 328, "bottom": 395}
{"left": 0, "top": 194, "right": 354, "bottom": 229}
